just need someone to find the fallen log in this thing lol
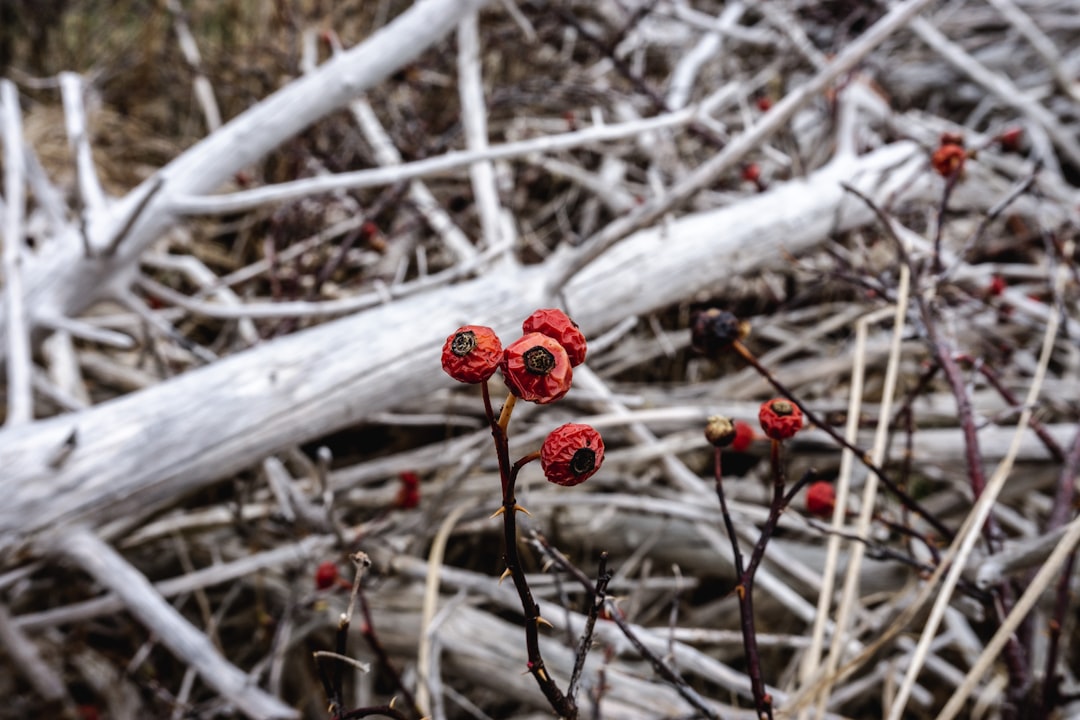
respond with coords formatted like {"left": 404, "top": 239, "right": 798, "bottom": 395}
{"left": 0, "top": 142, "right": 932, "bottom": 558}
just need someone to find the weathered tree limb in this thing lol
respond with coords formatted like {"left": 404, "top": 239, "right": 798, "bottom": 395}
{"left": 0, "top": 142, "right": 930, "bottom": 558}
{"left": 0, "top": 0, "right": 493, "bottom": 339}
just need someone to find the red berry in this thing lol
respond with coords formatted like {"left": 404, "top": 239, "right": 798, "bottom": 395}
{"left": 315, "top": 561, "right": 339, "bottom": 590}
{"left": 540, "top": 423, "right": 604, "bottom": 486}
{"left": 500, "top": 332, "right": 573, "bottom": 404}
{"left": 741, "top": 163, "right": 761, "bottom": 184}
{"left": 988, "top": 274, "right": 1007, "bottom": 296}
{"left": 931, "top": 144, "right": 966, "bottom": 178}
{"left": 940, "top": 132, "right": 964, "bottom": 147}
{"left": 998, "top": 126, "right": 1022, "bottom": 153}
{"left": 805, "top": 481, "right": 836, "bottom": 517}
{"left": 395, "top": 472, "right": 420, "bottom": 509}
{"left": 755, "top": 96, "right": 773, "bottom": 112}
{"left": 441, "top": 325, "right": 503, "bottom": 384}
{"left": 522, "top": 308, "right": 587, "bottom": 367}
{"left": 758, "top": 398, "right": 804, "bottom": 441}
{"left": 731, "top": 421, "right": 756, "bottom": 452}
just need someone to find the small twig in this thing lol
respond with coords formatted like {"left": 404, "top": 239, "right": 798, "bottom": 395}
{"left": 356, "top": 579, "right": 420, "bottom": 718}
{"left": 599, "top": 598, "right": 720, "bottom": 720}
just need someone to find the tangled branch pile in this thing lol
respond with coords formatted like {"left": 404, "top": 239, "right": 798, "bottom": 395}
{"left": 0, "top": 0, "right": 1077, "bottom": 718}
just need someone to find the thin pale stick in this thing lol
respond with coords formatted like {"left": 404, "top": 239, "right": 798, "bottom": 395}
{"left": 815, "top": 282, "right": 910, "bottom": 718}
{"left": 1, "top": 80, "right": 32, "bottom": 426}
{"left": 417, "top": 503, "right": 470, "bottom": 716}
{"left": 797, "top": 306, "right": 886, "bottom": 717}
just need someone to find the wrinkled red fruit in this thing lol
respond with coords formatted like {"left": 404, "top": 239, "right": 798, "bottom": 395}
{"left": 931, "top": 144, "right": 966, "bottom": 178}
{"left": 541, "top": 423, "right": 605, "bottom": 486}
{"left": 501, "top": 332, "right": 573, "bottom": 404}
{"left": 395, "top": 471, "right": 420, "bottom": 509}
{"left": 522, "top": 308, "right": 587, "bottom": 367}
{"left": 441, "top": 325, "right": 503, "bottom": 384}
{"left": 758, "top": 398, "right": 804, "bottom": 441}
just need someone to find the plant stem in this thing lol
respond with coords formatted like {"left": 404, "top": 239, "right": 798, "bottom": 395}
{"left": 484, "top": 386, "right": 576, "bottom": 718}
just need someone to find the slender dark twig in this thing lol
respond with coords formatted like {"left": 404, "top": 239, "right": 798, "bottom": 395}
{"left": 567, "top": 551, "right": 611, "bottom": 702}
{"left": 355, "top": 583, "right": 420, "bottom": 717}
{"left": 969, "top": 359, "right": 1067, "bottom": 463}
{"left": 536, "top": 540, "right": 719, "bottom": 720}
{"left": 712, "top": 447, "right": 745, "bottom": 579}
{"left": 931, "top": 168, "right": 961, "bottom": 273}
{"left": 599, "top": 598, "right": 720, "bottom": 720}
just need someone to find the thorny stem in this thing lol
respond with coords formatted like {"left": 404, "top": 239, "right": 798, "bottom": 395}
{"left": 712, "top": 447, "right": 746, "bottom": 579}
{"left": 715, "top": 439, "right": 818, "bottom": 719}
{"left": 484, "top": 387, "right": 576, "bottom": 719}
{"left": 1041, "top": 550, "right": 1076, "bottom": 714}
{"left": 968, "top": 358, "right": 1066, "bottom": 463}
{"left": 931, "top": 167, "right": 961, "bottom": 273}
{"left": 730, "top": 339, "right": 954, "bottom": 541}
{"left": 1040, "top": 428, "right": 1080, "bottom": 713}
{"left": 848, "top": 169, "right": 1043, "bottom": 708}
{"left": 315, "top": 552, "right": 419, "bottom": 720}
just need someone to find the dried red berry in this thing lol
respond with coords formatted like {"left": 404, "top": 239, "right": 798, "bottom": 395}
{"left": 997, "top": 126, "right": 1022, "bottom": 153}
{"left": 805, "top": 481, "right": 836, "bottom": 517}
{"left": 501, "top": 332, "right": 573, "bottom": 404}
{"left": 931, "top": 144, "right": 966, "bottom": 178}
{"left": 690, "top": 308, "right": 749, "bottom": 356}
{"left": 541, "top": 423, "right": 604, "bottom": 486}
{"left": 758, "top": 398, "right": 803, "bottom": 440}
{"left": 441, "top": 325, "right": 502, "bottom": 384}
{"left": 940, "top": 132, "right": 965, "bottom": 147}
{"left": 395, "top": 471, "right": 420, "bottom": 509}
{"left": 988, "top": 274, "right": 1007, "bottom": 297}
{"left": 731, "top": 421, "right": 756, "bottom": 452}
{"left": 755, "top": 96, "right": 773, "bottom": 112}
{"left": 741, "top": 163, "right": 761, "bottom": 184}
{"left": 522, "top": 308, "right": 587, "bottom": 367}
{"left": 315, "top": 561, "right": 339, "bottom": 590}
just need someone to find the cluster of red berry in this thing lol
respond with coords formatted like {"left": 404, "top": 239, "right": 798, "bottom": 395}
{"left": 441, "top": 308, "right": 604, "bottom": 487}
